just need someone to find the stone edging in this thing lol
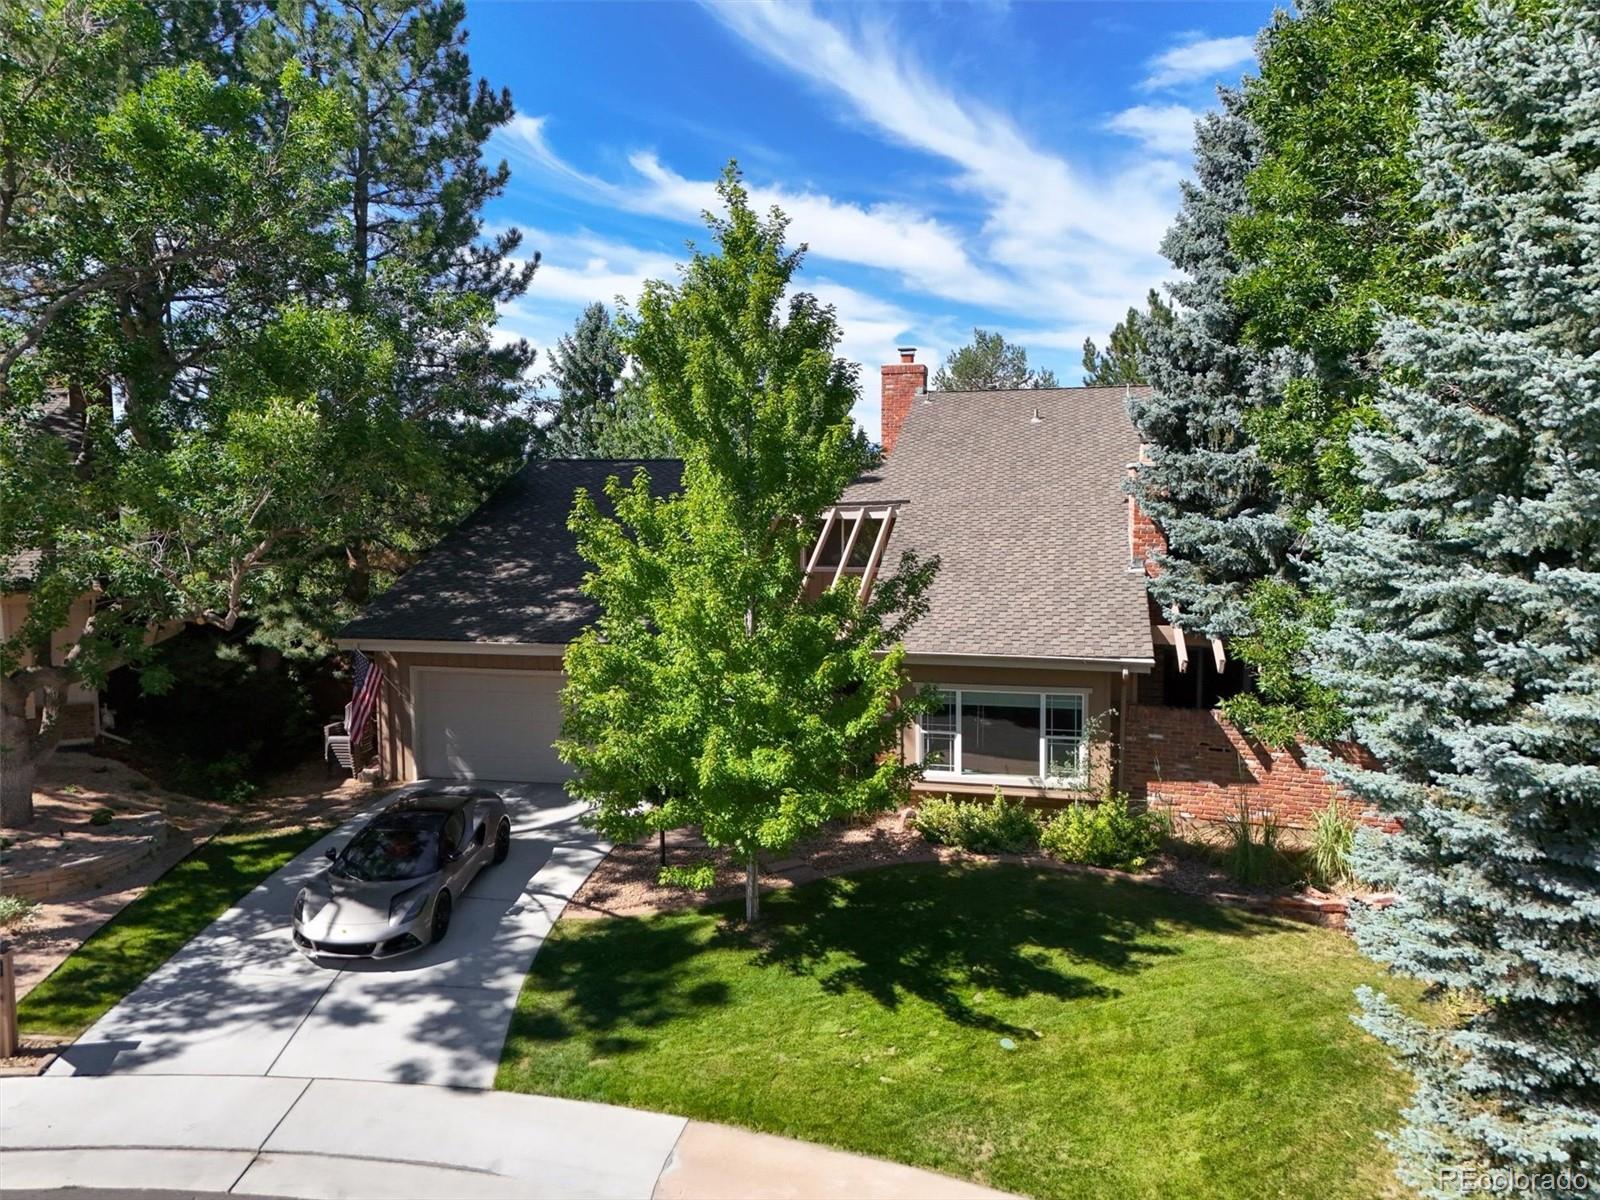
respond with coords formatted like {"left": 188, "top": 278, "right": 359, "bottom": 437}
{"left": 565, "top": 839, "right": 1398, "bottom": 931}
{"left": 2, "top": 814, "right": 169, "bottom": 902}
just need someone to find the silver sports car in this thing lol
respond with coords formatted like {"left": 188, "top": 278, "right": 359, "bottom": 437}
{"left": 292, "top": 787, "right": 511, "bottom": 960}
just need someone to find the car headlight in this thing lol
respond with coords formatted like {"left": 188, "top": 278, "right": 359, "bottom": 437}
{"left": 390, "top": 884, "right": 432, "bottom": 925}
{"left": 294, "top": 890, "right": 319, "bottom": 923}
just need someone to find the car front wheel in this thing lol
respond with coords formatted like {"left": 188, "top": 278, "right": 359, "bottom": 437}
{"left": 430, "top": 890, "right": 453, "bottom": 944}
{"left": 492, "top": 818, "right": 511, "bottom": 865}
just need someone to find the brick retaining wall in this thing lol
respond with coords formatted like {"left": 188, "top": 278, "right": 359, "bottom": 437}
{"left": 24, "top": 700, "right": 97, "bottom": 745}
{"left": 1123, "top": 703, "right": 1390, "bottom": 831}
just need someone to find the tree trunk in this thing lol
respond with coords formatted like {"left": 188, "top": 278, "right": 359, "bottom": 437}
{"left": 350, "top": 88, "right": 371, "bottom": 314}
{"left": 0, "top": 692, "right": 38, "bottom": 828}
{"left": 744, "top": 852, "right": 760, "bottom": 924}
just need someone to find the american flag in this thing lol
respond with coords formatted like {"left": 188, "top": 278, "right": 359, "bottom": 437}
{"left": 348, "top": 650, "right": 383, "bottom": 747}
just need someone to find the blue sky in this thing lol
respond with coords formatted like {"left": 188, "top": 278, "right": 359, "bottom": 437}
{"left": 468, "top": 0, "right": 1275, "bottom": 431}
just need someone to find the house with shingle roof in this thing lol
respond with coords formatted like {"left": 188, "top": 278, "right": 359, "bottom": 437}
{"left": 338, "top": 348, "right": 1204, "bottom": 803}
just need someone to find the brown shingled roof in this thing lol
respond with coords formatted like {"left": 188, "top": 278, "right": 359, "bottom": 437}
{"left": 340, "top": 458, "right": 682, "bottom": 645}
{"left": 342, "top": 388, "right": 1156, "bottom": 665}
{"left": 843, "top": 386, "right": 1155, "bottom": 664}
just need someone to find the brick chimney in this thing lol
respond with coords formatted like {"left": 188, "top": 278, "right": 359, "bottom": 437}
{"left": 880, "top": 347, "right": 927, "bottom": 454}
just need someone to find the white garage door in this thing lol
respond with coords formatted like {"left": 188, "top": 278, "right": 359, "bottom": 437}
{"left": 414, "top": 668, "right": 570, "bottom": 782}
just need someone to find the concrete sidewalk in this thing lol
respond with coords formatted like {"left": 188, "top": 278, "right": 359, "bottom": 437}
{"left": 0, "top": 1075, "right": 1008, "bottom": 1199}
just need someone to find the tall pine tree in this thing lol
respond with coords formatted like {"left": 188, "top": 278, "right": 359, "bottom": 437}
{"left": 250, "top": 0, "right": 538, "bottom": 612}
{"left": 1311, "top": 5, "right": 1600, "bottom": 1191}
{"left": 1081, "top": 288, "right": 1173, "bottom": 387}
{"left": 1127, "top": 91, "right": 1296, "bottom": 644}
{"left": 931, "top": 328, "right": 1057, "bottom": 391}
{"left": 536, "top": 302, "right": 670, "bottom": 458}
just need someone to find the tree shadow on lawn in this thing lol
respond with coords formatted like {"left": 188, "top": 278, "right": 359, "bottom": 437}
{"left": 519, "top": 862, "right": 1286, "bottom": 1046}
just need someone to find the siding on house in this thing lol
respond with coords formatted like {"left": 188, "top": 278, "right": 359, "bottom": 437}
{"left": 2, "top": 591, "right": 101, "bottom": 746}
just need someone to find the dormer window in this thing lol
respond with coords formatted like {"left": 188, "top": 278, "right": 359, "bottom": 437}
{"left": 809, "top": 517, "right": 885, "bottom": 570}
{"left": 803, "top": 503, "right": 899, "bottom": 601}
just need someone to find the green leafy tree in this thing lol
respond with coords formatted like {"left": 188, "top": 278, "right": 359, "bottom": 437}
{"left": 1232, "top": 0, "right": 1453, "bottom": 526}
{"left": 1162, "top": 0, "right": 1456, "bottom": 745}
{"left": 1082, "top": 289, "right": 1174, "bottom": 387}
{"left": 931, "top": 328, "right": 1057, "bottom": 391}
{"left": 1310, "top": 6, "right": 1600, "bottom": 1191}
{"left": 559, "top": 167, "right": 937, "bottom": 922}
{"left": 0, "top": 5, "right": 357, "bottom": 824}
{"left": 246, "top": 0, "right": 539, "bottom": 616}
{"left": 0, "top": 1, "right": 534, "bottom": 825}
{"left": 536, "top": 302, "right": 671, "bottom": 458}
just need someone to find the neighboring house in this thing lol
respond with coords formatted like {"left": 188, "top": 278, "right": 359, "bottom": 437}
{"left": 1, "top": 385, "right": 106, "bottom": 748}
{"left": 0, "top": 581, "right": 103, "bottom": 747}
{"left": 340, "top": 350, "right": 1371, "bottom": 827}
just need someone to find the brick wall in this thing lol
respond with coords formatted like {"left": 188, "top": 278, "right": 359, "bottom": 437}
{"left": 26, "top": 699, "right": 98, "bottom": 745}
{"left": 1131, "top": 499, "right": 1166, "bottom": 576}
{"left": 1123, "top": 703, "right": 1390, "bottom": 831}
{"left": 880, "top": 349, "right": 928, "bottom": 454}
{"left": 1127, "top": 457, "right": 1168, "bottom": 577}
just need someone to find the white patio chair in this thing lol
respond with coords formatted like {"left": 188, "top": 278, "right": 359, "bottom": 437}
{"left": 324, "top": 703, "right": 355, "bottom": 776}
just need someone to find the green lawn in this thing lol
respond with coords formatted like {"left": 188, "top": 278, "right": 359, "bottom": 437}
{"left": 499, "top": 863, "right": 1417, "bottom": 1200}
{"left": 19, "top": 823, "right": 329, "bottom": 1036}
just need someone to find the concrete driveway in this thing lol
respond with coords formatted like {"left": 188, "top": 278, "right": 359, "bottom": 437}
{"left": 47, "top": 782, "right": 604, "bottom": 1089}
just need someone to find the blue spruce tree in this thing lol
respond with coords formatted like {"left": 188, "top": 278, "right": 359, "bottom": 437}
{"left": 1128, "top": 89, "right": 1296, "bottom": 640}
{"left": 1312, "top": 5, "right": 1600, "bottom": 1193}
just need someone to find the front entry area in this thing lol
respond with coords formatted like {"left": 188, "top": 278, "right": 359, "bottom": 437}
{"left": 413, "top": 667, "right": 569, "bottom": 783}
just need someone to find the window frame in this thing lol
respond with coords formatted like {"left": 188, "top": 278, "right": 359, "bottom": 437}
{"left": 916, "top": 685, "right": 1091, "bottom": 787}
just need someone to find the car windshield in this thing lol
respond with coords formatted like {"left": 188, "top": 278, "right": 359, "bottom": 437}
{"left": 334, "top": 813, "right": 445, "bottom": 882}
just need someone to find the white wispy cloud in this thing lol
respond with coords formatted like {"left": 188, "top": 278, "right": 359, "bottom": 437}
{"left": 496, "top": 119, "right": 1005, "bottom": 308}
{"left": 697, "top": 0, "right": 1178, "bottom": 328}
{"left": 1141, "top": 34, "right": 1256, "bottom": 90}
{"left": 1105, "top": 104, "right": 1201, "bottom": 156}
{"left": 489, "top": 227, "right": 929, "bottom": 430}
{"left": 490, "top": 2, "right": 1222, "bottom": 425}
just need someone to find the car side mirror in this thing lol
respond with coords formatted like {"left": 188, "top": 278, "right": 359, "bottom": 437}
{"left": 324, "top": 848, "right": 338, "bottom": 862}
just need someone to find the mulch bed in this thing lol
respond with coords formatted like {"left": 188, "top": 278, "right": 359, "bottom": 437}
{"left": 566, "top": 809, "right": 1385, "bottom": 929}
{"left": 0, "top": 1035, "right": 68, "bottom": 1077}
{"left": 566, "top": 810, "right": 935, "bottom": 919}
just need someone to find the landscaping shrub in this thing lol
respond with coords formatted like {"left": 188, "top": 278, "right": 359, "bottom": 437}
{"left": 913, "top": 791, "right": 1039, "bottom": 853}
{"left": 89, "top": 807, "right": 115, "bottom": 826}
{"left": 104, "top": 625, "right": 331, "bottom": 801}
{"left": 1309, "top": 799, "right": 1356, "bottom": 888}
{"left": 1039, "top": 793, "right": 1165, "bottom": 871}
{"left": 0, "top": 894, "right": 39, "bottom": 929}
{"left": 166, "top": 752, "right": 259, "bottom": 806}
{"left": 1219, "top": 799, "right": 1295, "bottom": 886}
